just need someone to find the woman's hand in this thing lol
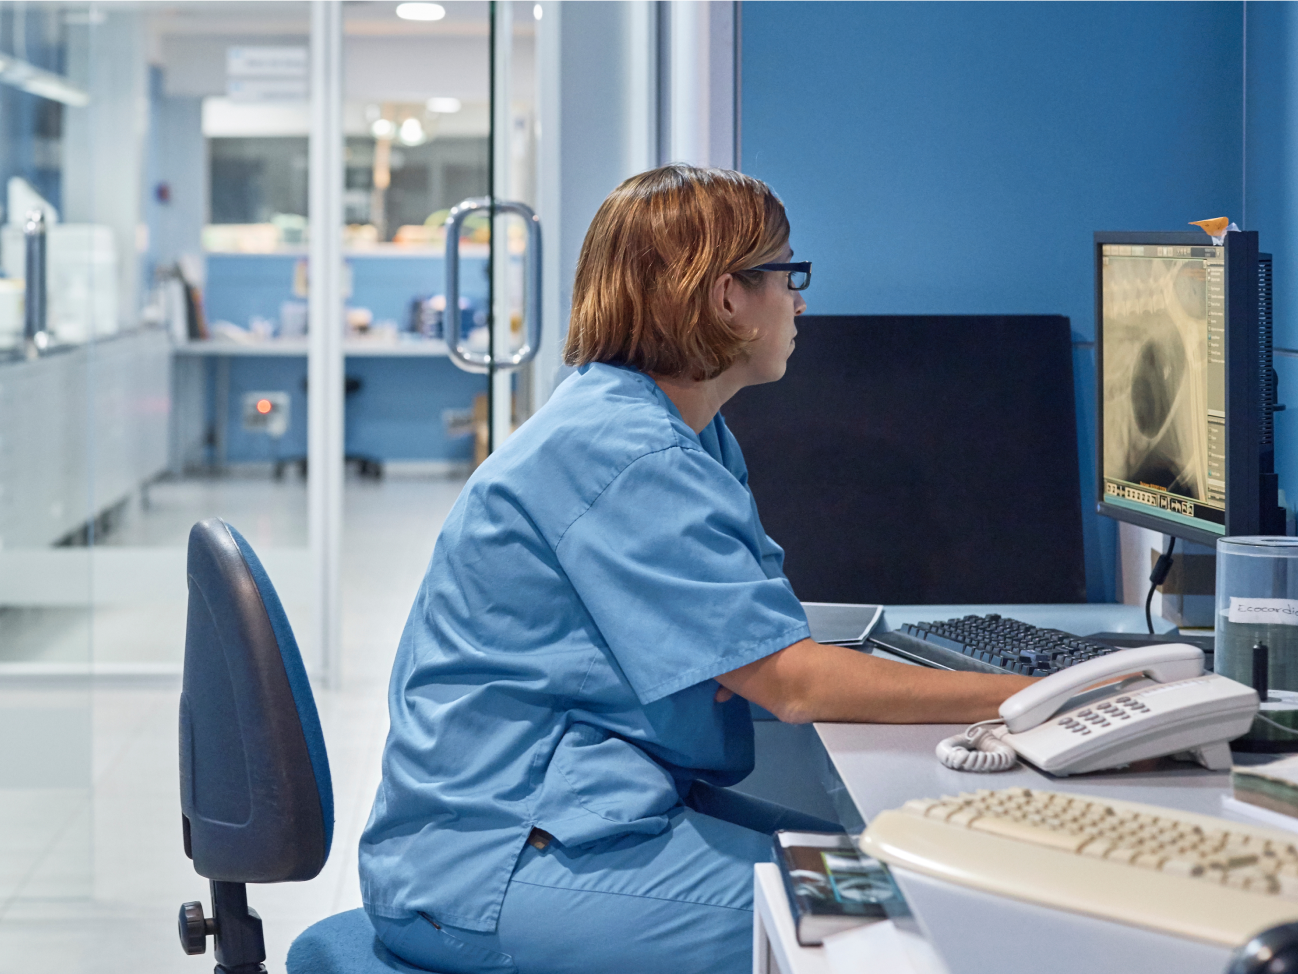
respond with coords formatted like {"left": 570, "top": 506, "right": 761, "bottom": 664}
{"left": 714, "top": 685, "right": 735, "bottom": 703}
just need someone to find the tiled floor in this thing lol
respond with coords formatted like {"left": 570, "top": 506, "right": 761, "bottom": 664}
{"left": 0, "top": 471, "right": 467, "bottom": 973}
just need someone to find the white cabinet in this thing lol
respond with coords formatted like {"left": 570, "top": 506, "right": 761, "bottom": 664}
{"left": 0, "top": 330, "right": 169, "bottom": 548}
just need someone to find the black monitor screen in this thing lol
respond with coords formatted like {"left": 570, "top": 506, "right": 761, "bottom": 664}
{"left": 720, "top": 315, "right": 1086, "bottom": 605}
{"left": 1099, "top": 243, "right": 1226, "bottom": 536}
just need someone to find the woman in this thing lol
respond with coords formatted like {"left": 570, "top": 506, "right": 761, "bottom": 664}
{"left": 359, "top": 165, "right": 1032, "bottom": 974}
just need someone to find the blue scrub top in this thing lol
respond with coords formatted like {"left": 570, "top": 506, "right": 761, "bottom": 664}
{"left": 359, "top": 362, "right": 810, "bottom": 933}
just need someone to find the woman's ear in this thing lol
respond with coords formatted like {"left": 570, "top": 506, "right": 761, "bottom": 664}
{"left": 711, "top": 273, "right": 737, "bottom": 322}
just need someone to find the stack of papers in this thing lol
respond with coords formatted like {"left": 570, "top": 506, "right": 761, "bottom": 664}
{"left": 1223, "top": 755, "right": 1298, "bottom": 833}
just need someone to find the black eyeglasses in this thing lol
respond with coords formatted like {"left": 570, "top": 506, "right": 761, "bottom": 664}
{"left": 746, "top": 261, "right": 811, "bottom": 291}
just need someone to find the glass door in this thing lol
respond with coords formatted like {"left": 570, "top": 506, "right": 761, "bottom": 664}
{"left": 335, "top": 1, "right": 540, "bottom": 688}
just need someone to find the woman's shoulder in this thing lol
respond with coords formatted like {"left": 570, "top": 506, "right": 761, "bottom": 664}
{"left": 537, "top": 363, "right": 701, "bottom": 463}
{"left": 463, "top": 364, "right": 706, "bottom": 525}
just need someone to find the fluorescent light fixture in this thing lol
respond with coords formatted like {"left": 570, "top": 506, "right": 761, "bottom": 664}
{"left": 371, "top": 118, "right": 396, "bottom": 140}
{"left": 425, "top": 97, "right": 461, "bottom": 114}
{"left": 533, "top": 4, "right": 543, "bottom": 20}
{"left": 395, "top": 2, "right": 445, "bottom": 21}
{"left": 0, "top": 54, "right": 89, "bottom": 107}
{"left": 398, "top": 117, "right": 427, "bottom": 146}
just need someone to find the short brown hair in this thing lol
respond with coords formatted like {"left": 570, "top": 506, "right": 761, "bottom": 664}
{"left": 563, "top": 165, "right": 790, "bottom": 380}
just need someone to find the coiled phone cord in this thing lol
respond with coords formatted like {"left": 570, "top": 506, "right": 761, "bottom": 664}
{"left": 936, "top": 719, "right": 1018, "bottom": 772}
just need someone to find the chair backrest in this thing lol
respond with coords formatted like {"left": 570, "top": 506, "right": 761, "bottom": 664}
{"left": 179, "top": 517, "right": 333, "bottom": 883}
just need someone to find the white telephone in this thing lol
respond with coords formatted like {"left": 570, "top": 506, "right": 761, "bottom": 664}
{"left": 938, "top": 644, "right": 1259, "bottom": 776}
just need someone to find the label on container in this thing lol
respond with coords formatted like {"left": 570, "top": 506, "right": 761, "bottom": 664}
{"left": 1228, "top": 597, "right": 1298, "bottom": 626}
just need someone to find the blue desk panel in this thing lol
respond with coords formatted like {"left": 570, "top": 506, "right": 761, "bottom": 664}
{"left": 216, "top": 355, "right": 485, "bottom": 463}
{"left": 204, "top": 252, "right": 492, "bottom": 463}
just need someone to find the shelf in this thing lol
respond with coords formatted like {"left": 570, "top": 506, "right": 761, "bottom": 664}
{"left": 174, "top": 338, "right": 451, "bottom": 357}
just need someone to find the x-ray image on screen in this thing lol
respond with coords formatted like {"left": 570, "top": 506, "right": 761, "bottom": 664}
{"left": 1102, "top": 255, "right": 1210, "bottom": 502}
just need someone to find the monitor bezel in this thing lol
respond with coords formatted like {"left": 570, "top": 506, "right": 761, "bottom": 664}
{"left": 1093, "top": 230, "right": 1260, "bottom": 546}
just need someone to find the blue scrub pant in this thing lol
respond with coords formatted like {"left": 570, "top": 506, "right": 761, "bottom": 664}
{"left": 368, "top": 783, "right": 840, "bottom": 974}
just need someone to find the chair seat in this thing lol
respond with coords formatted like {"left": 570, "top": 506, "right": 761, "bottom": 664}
{"left": 287, "top": 908, "right": 440, "bottom": 974}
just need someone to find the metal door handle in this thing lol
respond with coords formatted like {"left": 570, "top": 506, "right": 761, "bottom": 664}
{"left": 444, "top": 198, "right": 542, "bottom": 373}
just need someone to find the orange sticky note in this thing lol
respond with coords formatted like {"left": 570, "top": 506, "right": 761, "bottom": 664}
{"left": 1191, "top": 217, "right": 1231, "bottom": 236}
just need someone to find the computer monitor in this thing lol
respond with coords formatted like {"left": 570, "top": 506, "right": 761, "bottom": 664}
{"left": 1095, "top": 230, "right": 1284, "bottom": 544}
{"left": 720, "top": 315, "right": 1087, "bottom": 605}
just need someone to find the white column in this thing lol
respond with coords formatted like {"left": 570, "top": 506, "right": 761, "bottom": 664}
{"left": 309, "top": 0, "right": 344, "bottom": 687}
{"left": 491, "top": 1, "right": 515, "bottom": 451}
{"left": 626, "top": 1, "right": 659, "bottom": 174}
{"left": 668, "top": 0, "right": 709, "bottom": 167}
{"left": 708, "top": 1, "right": 737, "bottom": 170}
{"left": 662, "top": 1, "right": 736, "bottom": 169}
{"left": 532, "top": 1, "right": 564, "bottom": 415}
{"left": 530, "top": 0, "right": 664, "bottom": 416}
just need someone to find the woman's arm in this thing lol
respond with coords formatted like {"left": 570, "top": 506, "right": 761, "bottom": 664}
{"left": 715, "top": 638, "right": 1035, "bottom": 724}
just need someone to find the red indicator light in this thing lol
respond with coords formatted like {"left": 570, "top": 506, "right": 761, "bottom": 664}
{"left": 256, "top": 399, "right": 273, "bottom": 414}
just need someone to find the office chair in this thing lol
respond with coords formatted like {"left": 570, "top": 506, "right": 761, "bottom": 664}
{"left": 176, "top": 517, "right": 427, "bottom": 973}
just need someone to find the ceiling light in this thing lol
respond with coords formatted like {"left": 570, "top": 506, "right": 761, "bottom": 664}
{"left": 425, "top": 97, "right": 461, "bottom": 114}
{"left": 533, "top": 4, "right": 543, "bottom": 20}
{"left": 371, "top": 118, "right": 396, "bottom": 140}
{"left": 395, "top": 2, "right": 445, "bottom": 21}
{"left": 398, "top": 117, "right": 427, "bottom": 146}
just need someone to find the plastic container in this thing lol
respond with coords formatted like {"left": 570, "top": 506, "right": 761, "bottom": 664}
{"left": 1216, "top": 537, "right": 1298, "bottom": 750}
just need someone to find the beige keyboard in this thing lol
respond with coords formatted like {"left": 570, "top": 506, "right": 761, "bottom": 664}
{"left": 860, "top": 786, "right": 1298, "bottom": 947}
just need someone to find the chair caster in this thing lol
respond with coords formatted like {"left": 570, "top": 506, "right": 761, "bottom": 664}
{"left": 179, "top": 900, "right": 215, "bottom": 955}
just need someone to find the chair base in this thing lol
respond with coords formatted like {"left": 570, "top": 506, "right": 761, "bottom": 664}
{"left": 287, "top": 909, "right": 439, "bottom": 974}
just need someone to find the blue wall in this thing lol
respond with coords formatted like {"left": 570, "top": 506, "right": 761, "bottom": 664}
{"left": 204, "top": 252, "right": 490, "bottom": 331}
{"left": 742, "top": 1, "right": 1246, "bottom": 601}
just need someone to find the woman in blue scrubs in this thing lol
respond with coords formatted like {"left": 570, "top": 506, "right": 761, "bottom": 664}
{"left": 360, "top": 165, "right": 1033, "bottom": 974}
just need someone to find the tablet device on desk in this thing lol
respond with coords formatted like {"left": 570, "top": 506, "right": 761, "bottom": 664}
{"left": 803, "top": 603, "right": 884, "bottom": 646}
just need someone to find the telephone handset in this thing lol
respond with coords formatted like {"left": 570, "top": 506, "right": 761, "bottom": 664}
{"left": 999, "top": 643, "right": 1208, "bottom": 732}
{"left": 938, "top": 644, "right": 1259, "bottom": 776}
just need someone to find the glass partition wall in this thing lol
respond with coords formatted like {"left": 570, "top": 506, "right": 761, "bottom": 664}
{"left": 0, "top": 1, "right": 538, "bottom": 965}
{"left": 0, "top": 0, "right": 318, "bottom": 951}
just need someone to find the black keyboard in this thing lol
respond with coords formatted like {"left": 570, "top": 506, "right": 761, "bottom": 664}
{"left": 867, "top": 614, "right": 1123, "bottom": 677}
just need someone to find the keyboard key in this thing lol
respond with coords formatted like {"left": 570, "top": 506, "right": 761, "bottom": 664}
{"left": 970, "top": 815, "right": 1088, "bottom": 852}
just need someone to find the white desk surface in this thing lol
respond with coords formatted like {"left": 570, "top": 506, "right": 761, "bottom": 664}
{"left": 824, "top": 602, "right": 1218, "bottom": 822}
{"left": 765, "top": 604, "right": 1219, "bottom": 974}
{"left": 816, "top": 721, "right": 1231, "bottom": 825}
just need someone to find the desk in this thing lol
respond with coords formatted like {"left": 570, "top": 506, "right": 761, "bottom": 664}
{"left": 754, "top": 603, "right": 1245, "bottom": 974}
{"left": 171, "top": 339, "right": 482, "bottom": 469}
{"left": 829, "top": 601, "right": 1220, "bottom": 822}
